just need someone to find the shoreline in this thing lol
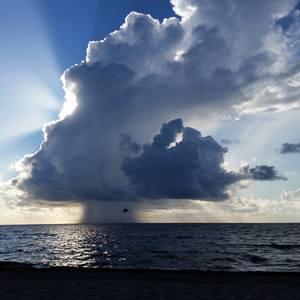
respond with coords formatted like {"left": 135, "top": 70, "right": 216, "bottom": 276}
{"left": 1, "top": 261, "right": 300, "bottom": 274}
{"left": 1, "top": 264, "right": 300, "bottom": 299}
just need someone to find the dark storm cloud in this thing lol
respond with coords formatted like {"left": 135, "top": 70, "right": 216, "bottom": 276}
{"left": 14, "top": 0, "right": 296, "bottom": 205}
{"left": 240, "top": 165, "right": 286, "bottom": 181}
{"left": 122, "top": 119, "right": 238, "bottom": 200}
{"left": 122, "top": 119, "right": 285, "bottom": 200}
{"left": 279, "top": 143, "right": 300, "bottom": 154}
{"left": 119, "top": 134, "right": 141, "bottom": 156}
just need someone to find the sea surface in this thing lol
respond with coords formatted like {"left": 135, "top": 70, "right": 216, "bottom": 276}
{"left": 0, "top": 224, "right": 300, "bottom": 272}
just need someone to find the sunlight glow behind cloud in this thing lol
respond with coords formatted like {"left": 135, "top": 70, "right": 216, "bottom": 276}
{"left": 59, "top": 77, "right": 78, "bottom": 119}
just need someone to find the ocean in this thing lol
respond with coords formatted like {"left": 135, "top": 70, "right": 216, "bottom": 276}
{"left": 0, "top": 223, "right": 300, "bottom": 272}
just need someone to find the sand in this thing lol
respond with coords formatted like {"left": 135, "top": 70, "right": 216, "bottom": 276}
{"left": 1, "top": 266, "right": 300, "bottom": 299}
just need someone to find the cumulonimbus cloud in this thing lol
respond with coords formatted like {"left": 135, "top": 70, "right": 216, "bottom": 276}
{"left": 12, "top": 0, "right": 298, "bottom": 204}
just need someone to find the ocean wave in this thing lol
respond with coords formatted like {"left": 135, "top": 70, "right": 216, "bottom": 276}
{"left": 174, "top": 235, "right": 194, "bottom": 239}
{"left": 2, "top": 224, "right": 300, "bottom": 272}
{"left": 211, "top": 257, "right": 237, "bottom": 263}
{"left": 268, "top": 243, "right": 299, "bottom": 250}
{"left": 246, "top": 254, "right": 268, "bottom": 264}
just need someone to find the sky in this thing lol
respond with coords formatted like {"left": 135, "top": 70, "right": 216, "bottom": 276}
{"left": 0, "top": 0, "right": 175, "bottom": 180}
{"left": 1, "top": 0, "right": 300, "bottom": 224}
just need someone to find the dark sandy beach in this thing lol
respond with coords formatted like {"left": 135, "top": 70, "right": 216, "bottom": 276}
{"left": 1, "top": 264, "right": 300, "bottom": 300}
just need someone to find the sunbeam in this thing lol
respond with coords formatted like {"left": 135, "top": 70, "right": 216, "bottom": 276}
{"left": 0, "top": 0, "right": 61, "bottom": 144}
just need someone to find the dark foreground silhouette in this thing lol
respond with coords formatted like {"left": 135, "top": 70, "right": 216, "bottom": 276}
{"left": 0, "top": 263, "right": 300, "bottom": 299}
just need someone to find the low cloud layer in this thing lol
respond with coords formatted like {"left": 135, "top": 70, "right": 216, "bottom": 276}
{"left": 11, "top": 0, "right": 298, "bottom": 207}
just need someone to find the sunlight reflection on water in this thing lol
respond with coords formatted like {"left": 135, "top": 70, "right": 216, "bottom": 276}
{"left": 1, "top": 224, "right": 300, "bottom": 271}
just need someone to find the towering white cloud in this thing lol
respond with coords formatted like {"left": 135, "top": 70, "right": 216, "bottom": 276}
{"left": 11, "top": 0, "right": 299, "bottom": 207}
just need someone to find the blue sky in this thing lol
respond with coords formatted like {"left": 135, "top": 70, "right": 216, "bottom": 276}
{"left": 37, "top": 0, "right": 175, "bottom": 72}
